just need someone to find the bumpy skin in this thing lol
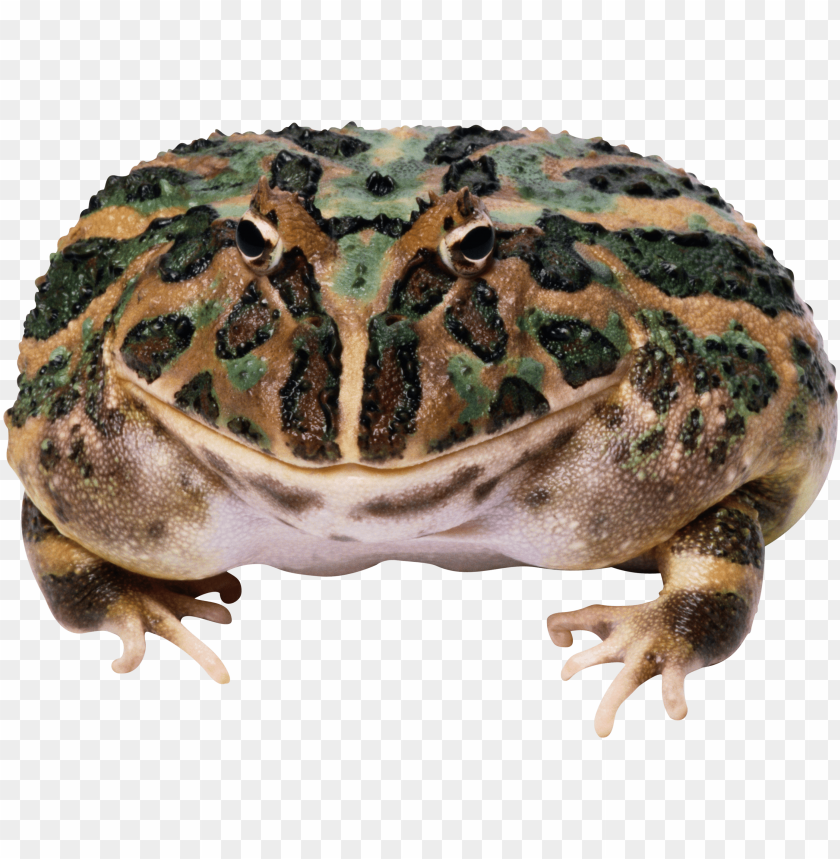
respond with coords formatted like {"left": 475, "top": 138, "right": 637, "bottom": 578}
{"left": 6, "top": 125, "right": 836, "bottom": 735}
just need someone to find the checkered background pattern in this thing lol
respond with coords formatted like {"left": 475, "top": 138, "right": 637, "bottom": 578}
{"left": 1, "top": 1, "right": 838, "bottom": 857}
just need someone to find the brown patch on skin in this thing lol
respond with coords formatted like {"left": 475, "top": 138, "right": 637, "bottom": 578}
{"left": 330, "top": 534, "right": 358, "bottom": 542}
{"left": 523, "top": 488, "right": 551, "bottom": 508}
{"left": 738, "top": 476, "right": 798, "bottom": 541}
{"left": 541, "top": 153, "right": 765, "bottom": 254}
{"left": 201, "top": 448, "right": 244, "bottom": 486}
{"left": 356, "top": 464, "right": 482, "bottom": 518}
{"left": 21, "top": 495, "right": 59, "bottom": 543}
{"left": 133, "top": 152, "right": 230, "bottom": 179}
{"left": 593, "top": 401, "right": 624, "bottom": 430}
{"left": 513, "top": 425, "right": 577, "bottom": 471}
{"left": 473, "top": 474, "right": 502, "bottom": 503}
{"left": 251, "top": 177, "right": 336, "bottom": 265}
{"left": 57, "top": 206, "right": 188, "bottom": 251}
{"left": 147, "top": 521, "right": 166, "bottom": 541}
{"left": 659, "top": 589, "right": 753, "bottom": 665}
{"left": 670, "top": 504, "right": 763, "bottom": 569}
{"left": 251, "top": 476, "right": 323, "bottom": 516}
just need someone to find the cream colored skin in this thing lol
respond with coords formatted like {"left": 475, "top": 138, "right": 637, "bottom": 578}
{"left": 8, "top": 129, "right": 837, "bottom": 737}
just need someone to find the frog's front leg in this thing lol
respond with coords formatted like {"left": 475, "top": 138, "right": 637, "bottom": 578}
{"left": 21, "top": 495, "right": 242, "bottom": 683}
{"left": 548, "top": 494, "right": 764, "bottom": 736}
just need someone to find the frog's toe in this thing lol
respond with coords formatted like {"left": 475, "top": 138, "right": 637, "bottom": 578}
{"left": 108, "top": 589, "right": 232, "bottom": 683}
{"left": 546, "top": 603, "right": 628, "bottom": 648}
{"left": 21, "top": 494, "right": 235, "bottom": 683}
{"left": 548, "top": 601, "right": 697, "bottom": 736}
{"left": 111, "top": 618, "right": 146, "bottom": 674}
{"left": 168, "top": 571, "right": 242, "bottom": 605}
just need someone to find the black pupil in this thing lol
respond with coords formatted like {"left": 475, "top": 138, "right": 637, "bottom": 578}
{"left": 459, "top": 226, "right": 494, "bottom": 261}
{"left": 236, "top": 219, "right": 266, "bottom": 258}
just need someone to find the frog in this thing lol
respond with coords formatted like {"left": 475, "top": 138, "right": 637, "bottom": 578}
{"left": 6, "top": 124, "right": 836, "bottom": 736}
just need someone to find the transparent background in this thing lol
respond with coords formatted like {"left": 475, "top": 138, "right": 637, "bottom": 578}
{"left": 0, "top": 1, "right": 838, "bottom": 857}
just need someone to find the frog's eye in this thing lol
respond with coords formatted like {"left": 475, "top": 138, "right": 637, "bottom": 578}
{"left": 236, "top": 213, "right": 284, "bottom": 274}
{"left": 439, "top": 217, "right": 496, "bottom": 277}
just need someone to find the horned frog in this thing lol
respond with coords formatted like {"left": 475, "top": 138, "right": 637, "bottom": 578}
{"left": 7, "top": 124, "right": 836, "bottom": 736}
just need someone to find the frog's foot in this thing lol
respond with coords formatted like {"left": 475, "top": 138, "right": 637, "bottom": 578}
{"left": 547, "top": 494, "right": 765, "bottom": 737}
{"left": 21, "top": 494, "right": 241, "bottom": 683}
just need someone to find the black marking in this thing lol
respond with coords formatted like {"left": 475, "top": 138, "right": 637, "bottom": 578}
{"left": 24, "top": 205, "right": 222, "bottom": 341}
{"left": 270, "top": 149, "right": 323, "bottom": 197}
{"left": 389, "top": 249, "right": 457, "bottom": 319}
{"left": 21, "top": 495, "right": 59, "bottom": 544}
{"left": 366, "top": 171, "right": 396, "bottom": 197}
{"left": 487, "top": 377, "right": 549, "bottom": 434}
{"left": 792, "top": 337, "right": 834, "bottom": 403}
{"left": 442, "top": 155, "right": 500, "bottom": 196}
{"left": 424, "top": 125, "right": 523, "bottom": 165}
{"left": 500, "top": 212, "right": 802, "bottom": 317}
{"left": 523, "top": 488, "right": 551, "bottom": 508}
{"left": 216, "top": 281, "right": 276, "bottom": 359}
{"left": 359, "top": 314, "right": 422, "bottom": 461}
{"left": 679, "top": 408, "right": 704, "bottom": 453}
{"left": 172, "top": 136, "right": 227, "bottom": 155}
{"left": 428, "top": 422, "right": 474, "bottom": 456}
{"left": 81, "top": 166, "right": 190, "bottom": 215}
{"left": 444, "top": 280, "right": 508, "bottom": 364}
{"left": 537, "top": 318, "right": 621, "bottom": 388}
{"left": 563, "top": 163, "right": 731, "bottom": 211}
{"left": 226, "top": 416, "right": 266, "bottom": 447}
{"left": 121, "top": 313, "right": 195, "bottom": 384}
{"left": 174, "top": 372, "right": 220, "bottom": 425}
{"left": 269, "top": 248, "right": 322, "bottom": 318}
{"left": 267, "top": 123, "right": 371, "bottom": 159}
{"left": 158, "top": 211, "right": 236, "bottom": 282}
{"left": 663, "top": 590, "right": 752, "bottom": 666}
{"left": 498, "top": 214, "right": 593, "bottom": 292}
{"left": 279, "top": 316, "right": 343, "bottom": 462}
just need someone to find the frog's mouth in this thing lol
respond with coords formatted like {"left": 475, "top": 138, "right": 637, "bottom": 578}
{"left": 125, "top": 368, "right": 620, "bottom": 492}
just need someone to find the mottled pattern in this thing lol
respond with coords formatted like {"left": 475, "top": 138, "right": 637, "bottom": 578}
{"left": 6, "top": 126, "right": 837, "bottom": 716}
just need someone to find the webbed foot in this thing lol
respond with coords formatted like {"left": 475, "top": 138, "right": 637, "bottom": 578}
{"left": 548, "top": 496, "right": 765, "bottom": 736}
{"left": 22, "top": 494, "right": 241, "bottom": 683}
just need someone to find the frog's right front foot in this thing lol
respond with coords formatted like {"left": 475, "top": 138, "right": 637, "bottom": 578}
{"left": 22, "top": 495, "right": 241, "bottom": 683}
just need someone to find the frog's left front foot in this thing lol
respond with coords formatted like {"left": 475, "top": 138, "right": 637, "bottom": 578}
{"left": 21, "top": 494, "right": 242, "bottom": 683}
{"left": 547, "top": 495, "right": 765, "bottom": 736}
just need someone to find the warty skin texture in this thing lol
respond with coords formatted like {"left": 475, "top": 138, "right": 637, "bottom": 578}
{"left": 7, "top": 125, "right": 837, "bottom": 735}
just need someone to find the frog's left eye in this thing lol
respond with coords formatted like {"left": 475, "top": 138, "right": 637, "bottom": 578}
{"left": 439, "top": 216, "right": 496, "bottom": 277}
{"left": 236, "top": 214, "right": 284, "bottom": 274}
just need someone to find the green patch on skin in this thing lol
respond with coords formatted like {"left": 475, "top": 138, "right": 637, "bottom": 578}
{"left": 223, "top": 354, "right": 268, "bottom": 391}
{"left": 9, "top": 347, "right": 76, "bottom": 427}
{"left": 121, "top": 314, "right": 195, "bottom": 384}
{"left": 623, "top": 423, "right": 668, "bottom": 479}
{"left": 25, "top": 206, "right": 223, "bottom": 341}
{"left": 186, "top": 298, "right": 226, "bottom": 329}
{"left": 530, "top": 212, "right": 801, "bottom": 318}
{"left": 515, "top": 357, "right": 545, "bottom": 391}
{"left": 111, "top": 276, "right": 139, "bottom": 328}
{"left": 521, "top": 308, "right": 630, "bottom": 388}
{"left": 226, "top": 415, "right": 271, "bottom": 450}
{"left": 637, "top": 310, "right": 779, "bottom": 419}
{"left": 448, "top": 354, "right": 495, "bottom": 423}
{"left": 584, "top": 257, "right": 621, "bottom": 289}
{"left": 490, "top": 145, "right": 617, "bottom": 215}
{"left": 687, "top": 213, "right": 709, "bottom": 231}
{"left": 332, "top": 232, "right": 396, "bottom": 301}
{"left": 316, "top": 156, "right": 429, "bottom": 222}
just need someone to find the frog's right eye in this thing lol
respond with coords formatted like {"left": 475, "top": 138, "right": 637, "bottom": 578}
{"left": 236, "top": 214, "right": 284, "bottom": 274}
